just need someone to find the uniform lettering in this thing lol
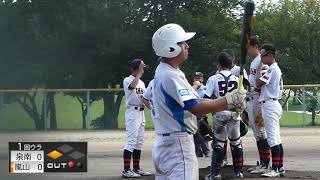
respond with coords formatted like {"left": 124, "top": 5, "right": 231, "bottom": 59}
{"left": 218, "top": 81, "right": 238, "bottom": 96}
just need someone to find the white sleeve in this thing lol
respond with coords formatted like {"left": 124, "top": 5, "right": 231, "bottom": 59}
{"left": 204, "top": 77, "right": 215, "bottom": 98}
{"left": 259, "top": 68, "right": 274, "bottom": 85}
{"left": 143, "top": 80, "right": 153, "bottom": 100}
{"left": 243, "top": 68, "right": 249, "bottom": 80}
{"left": 161, "top": 76, "right": 198, "bottom": 108}
{"left": 123, "top": 77, "right": 133, "bottom": 90}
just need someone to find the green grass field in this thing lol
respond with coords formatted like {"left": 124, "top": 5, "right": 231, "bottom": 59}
{"left": 0, "top": 93, "right": 319, "bottom": 131}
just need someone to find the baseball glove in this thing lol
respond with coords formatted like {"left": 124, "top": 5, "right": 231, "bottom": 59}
{"left": 255, "top": 112, "right": 264, "bottom": 127}
{"left": 198, "top": 116, "right": 213, "bottom": 140}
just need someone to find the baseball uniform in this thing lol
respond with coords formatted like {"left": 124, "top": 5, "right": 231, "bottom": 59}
{"left": 123, "top": 75, "right": 146, "bottom": 152}
{"left": 230, "top": 65, "right": 248, "bottom": 80}
{"left": 259, "top": 62, "right": 284, "bottom": 176}
{"left": 195, "top": 84, "right": 206, "bottom": 98}
{"left": 143, "top": 79, "right": 155, "bottom": 119}
{"left": 152, "top": 62, "right": 200, "bottom": 180}
{"left": 205, "top": 70, "right": 243, "bottom": 177}
{"left": 247, "top": 54, "right": 268, "bottom": 140}
{"left": 247, "top": 54, "right": 271, "bottom": 170}
{"left": 259, "top": 63, "right": 283, "bottom": 147}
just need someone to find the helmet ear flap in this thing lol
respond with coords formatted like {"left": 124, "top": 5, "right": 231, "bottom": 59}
{"left": 152, "top": 23, "right": 195, "bottom": 58}
{"left": 163, "top": 43, "right": 181, "bottom": 58}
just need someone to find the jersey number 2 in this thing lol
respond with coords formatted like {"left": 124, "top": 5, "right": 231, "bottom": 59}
{"left": 218, "top": 81, "right": 238, "bottom": 96}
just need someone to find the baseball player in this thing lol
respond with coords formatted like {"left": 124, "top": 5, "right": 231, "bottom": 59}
{"left": 151, "top": 23, "right": 247, "bottom": 180}
{"left": 246, "top": 36, "right": 271, "bottom": 174}
{"left": 192, "top": 72, "right": 206, "bottom": 98}
{"left": 192, "top": 71, "right": 210, "bottom": 157}
{"left": 122, "top": 59, "right": 151, "bottom": 178}
{"left": 220, "top": 49, "right": 249, "bottom": 167}
{"left": 142, "top": 79, "right": 154, "bottom": 110}
{"left": 256, "top": 44, "right": 284, "bottom": 177}
{"left": 220, "top": 49, "right": 249, "bottom": 80}
{"left": 204, "top": 51, "right": 244, "bottom": 180}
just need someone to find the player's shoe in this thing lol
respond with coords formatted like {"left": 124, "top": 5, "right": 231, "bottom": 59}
{"left": 248, "top": 161, "right": 261, "bottom": 171}
{"left": 234, "top": 172, "right": 244, "bottom": 178}
{"left": 222, "top": 159, "right": 228, "bottom": 167}
{"left": 213, "top": 174, "right": 222, "bottom": 180}
{"left": 250, "top": 166, "right": 269, "bottom": 174}
{"left": 278, "top": 167, "right": 286, "bottom": 177}
{"left": 205, "top": 174, "right": 222, "bottom": 180}
{"left": 261, "top": 169, "right": 280, "bottom": 177}
{"left": 133, "top": 168, "right": 152, "bottom": 176}
{"left": 122, "top": 169, "right": 141, "bottom": 178}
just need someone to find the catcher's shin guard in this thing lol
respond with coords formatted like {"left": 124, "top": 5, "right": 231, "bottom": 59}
{"left": 230, "top": 141, "right": 243, "bottom": 173}
{"left": 211, "top": 140, "right": 225, "bottom": 176}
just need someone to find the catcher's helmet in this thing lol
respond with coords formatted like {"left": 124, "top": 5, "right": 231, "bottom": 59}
{"left": 152, "top": 23, "right": 196, "bottom": 58}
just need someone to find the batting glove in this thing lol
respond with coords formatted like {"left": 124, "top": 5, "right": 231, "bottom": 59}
{"left": 225, "top": 89, "right": 247, "bottom": 110}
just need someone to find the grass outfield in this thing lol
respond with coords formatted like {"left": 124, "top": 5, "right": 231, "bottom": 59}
{"left": 0, "top": 93, "right": 319, "bottom": 130}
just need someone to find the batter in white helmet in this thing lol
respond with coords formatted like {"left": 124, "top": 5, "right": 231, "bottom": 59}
{"left": 151, "top": 23, "right": 247, "bottom": 180}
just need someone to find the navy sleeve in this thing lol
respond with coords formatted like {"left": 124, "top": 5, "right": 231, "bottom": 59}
{"left": 183, "top": 99, "right": 199, "bottom": 110}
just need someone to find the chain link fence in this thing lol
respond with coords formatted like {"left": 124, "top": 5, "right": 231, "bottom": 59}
{"left": 0, "top": 85, "right": 319, "bottom": 131}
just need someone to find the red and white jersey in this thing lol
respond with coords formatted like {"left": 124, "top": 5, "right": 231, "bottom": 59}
{"left": 259, "top": 63, "right": 283, "bottom": 102}
{"left": 123, "top": 75, "right": 146, "bottom": 107}
{"left": 249, "top": 54, "right": 261, "bottom": 87}
{"left": 204, "top": 70, "right": 239, "bottom": 99}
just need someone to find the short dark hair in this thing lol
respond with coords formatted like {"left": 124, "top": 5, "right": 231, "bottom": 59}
{"left": 221, "top": 49, "right": 235, "bottom": 59}
{"left": 261, "top": 44, "right": 276, "bottom": 56}
{"left": 250, "top": 36, "right": 261, "bottom": 48}
{"left": 217, "top": 52, "right": 233, "bottom": 69}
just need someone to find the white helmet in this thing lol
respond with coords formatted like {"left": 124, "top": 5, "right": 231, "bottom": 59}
{"left": 152, "top": 23, "right": 196, "bottom": 58}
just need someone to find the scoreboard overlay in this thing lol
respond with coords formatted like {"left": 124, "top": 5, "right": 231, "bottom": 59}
{"left": 9, "top": 142, "right": 87, "bottom": 173}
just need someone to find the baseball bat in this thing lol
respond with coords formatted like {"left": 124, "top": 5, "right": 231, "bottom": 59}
{"left": 236, "top": 0, "right": 255, "bottom": 117}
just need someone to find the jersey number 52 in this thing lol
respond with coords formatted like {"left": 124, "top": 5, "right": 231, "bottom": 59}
{"left": 218, "top": 81, "right": 238, "bottom": 96}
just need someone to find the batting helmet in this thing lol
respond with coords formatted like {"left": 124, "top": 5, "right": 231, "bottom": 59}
{"left": 152, "top": 23, "right": 196, "bottom": 58}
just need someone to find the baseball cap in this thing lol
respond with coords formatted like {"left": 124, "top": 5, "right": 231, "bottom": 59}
{"left": 261, "top": 44, "right": 276, "bottom": 55}
{"left": 194, "top": 71, "right": 203, "bottom": 77}
{"left": 130, "top": 59, "right": 149, "bottom": 70}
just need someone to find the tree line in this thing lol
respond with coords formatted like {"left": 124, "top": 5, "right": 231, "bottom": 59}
{"left": 0, "top": 0, "right": 319, "bottom": 129}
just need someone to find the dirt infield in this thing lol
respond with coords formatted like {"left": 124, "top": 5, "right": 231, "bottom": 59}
{"left": 0, "top": 128, "right": 320, "bottom": 180}
{"left": 101, "top": 165, "right": 320, "bottom": 180}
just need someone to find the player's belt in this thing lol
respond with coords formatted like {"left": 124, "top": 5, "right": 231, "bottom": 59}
{"left": 127, "top": 105, "right": 145, "bottom": 111}
{"left": 134, "top": 106, "right": 144, "bottom": 111}
{"left": 260, "top": 98, "right": 278, "bottom": 104}
{"left": 160, "top": 131, "right": 192, "bottom": 137}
